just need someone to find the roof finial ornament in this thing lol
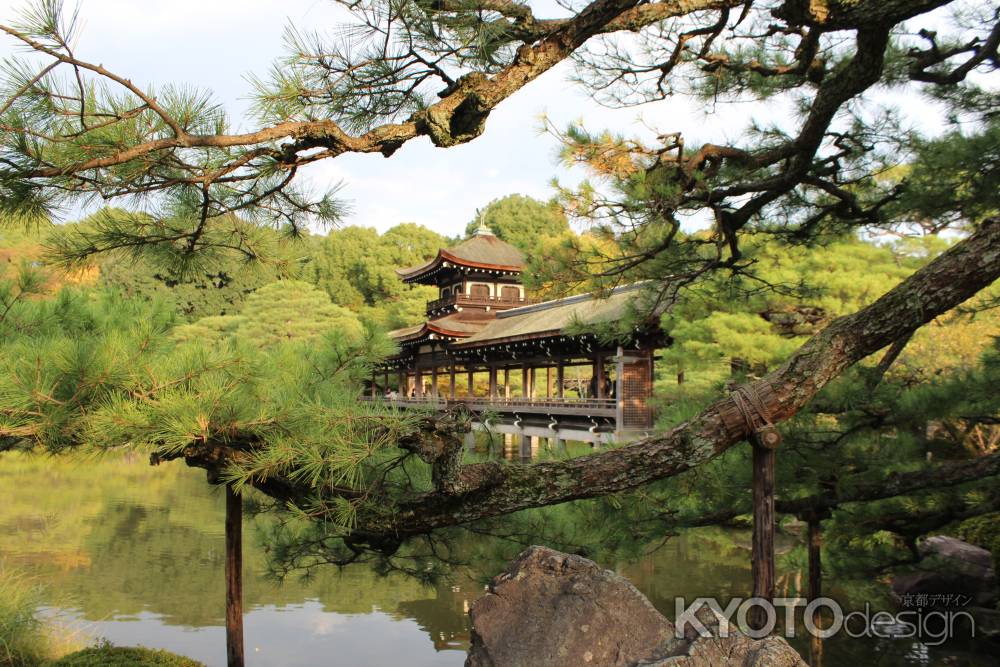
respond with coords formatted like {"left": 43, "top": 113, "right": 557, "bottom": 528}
{"left": 474, "top": 209, "right": 494, "bottom": 236}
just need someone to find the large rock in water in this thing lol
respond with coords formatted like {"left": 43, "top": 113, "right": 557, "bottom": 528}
{"left": 466, "top": 546, "right": 806, "bottom": 667}
{"left": 891, "top": 536, "right": 997, "bottom": 608}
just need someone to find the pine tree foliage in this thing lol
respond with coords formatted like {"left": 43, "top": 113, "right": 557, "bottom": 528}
{"left": 0, "top": 272, "right": 433, "bottom": 555}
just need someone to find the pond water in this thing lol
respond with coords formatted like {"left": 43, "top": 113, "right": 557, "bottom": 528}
{"left": 0, "top": 453, "right": 990, "bottom": 666}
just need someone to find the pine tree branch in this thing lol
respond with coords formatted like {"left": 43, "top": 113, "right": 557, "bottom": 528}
{"left": 173, "top": 218, "right": 1000, "bottom": 543}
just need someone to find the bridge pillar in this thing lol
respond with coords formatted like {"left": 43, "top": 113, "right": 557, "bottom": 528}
{"left": 520, "top": 435, "right": 534, "bottom": 460}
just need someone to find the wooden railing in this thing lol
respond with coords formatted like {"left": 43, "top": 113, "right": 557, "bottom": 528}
{"left": 361, "top": 395, "right": 618, "bottom": 417}
{"left": 425, "top": 293, "right": 537, "bottom": 314}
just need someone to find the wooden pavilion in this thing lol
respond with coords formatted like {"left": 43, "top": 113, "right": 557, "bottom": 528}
{"left": 368, "top": 226, "right": 664, "bottom": 447}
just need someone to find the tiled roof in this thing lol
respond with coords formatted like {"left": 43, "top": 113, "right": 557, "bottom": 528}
{"left": 451, "top": 283, "right": 653, "bottom": 347}
{"left": 396, "top": 229, "right": 525, "bottom": 282}
{"left": 388, "top": 313, "right": 489, "bottom": 343}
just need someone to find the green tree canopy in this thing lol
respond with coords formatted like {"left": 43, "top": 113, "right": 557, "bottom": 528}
{"left": 465, "top": 195, "right": 570, "bottom": 252}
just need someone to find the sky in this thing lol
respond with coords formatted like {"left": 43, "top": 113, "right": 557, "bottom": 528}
{"left": 0, "top": 0, "right": 950, "bottom": 238}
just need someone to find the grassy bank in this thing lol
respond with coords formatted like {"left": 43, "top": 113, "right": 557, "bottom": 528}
{"left": 0, "top": 567, "right": 60, "bottom": 667}
{"left": 1, "top": 567, "right": 202, "bottom": 667}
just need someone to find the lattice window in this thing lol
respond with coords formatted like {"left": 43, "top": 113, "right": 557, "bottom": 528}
{"left": 622, "top": 359, "right": 652, "bottom": 428}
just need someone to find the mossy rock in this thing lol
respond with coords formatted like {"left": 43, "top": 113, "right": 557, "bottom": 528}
{"left": 50, "top": 645, "right": 206, "bottom": 667}
{"left": 948, "top": 512, "right": 1000, "bottom": 571}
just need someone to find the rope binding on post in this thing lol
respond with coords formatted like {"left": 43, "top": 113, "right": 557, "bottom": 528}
{"left": 721, "top": 383, "right": 782, "bottom": 450}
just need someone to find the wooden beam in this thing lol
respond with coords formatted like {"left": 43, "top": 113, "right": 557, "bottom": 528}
{"left": 225, "top": 485, "right": 244, "bottom": 667}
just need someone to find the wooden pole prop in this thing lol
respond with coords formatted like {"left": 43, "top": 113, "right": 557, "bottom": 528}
{"left": 806, "top": 515, "right": 827, "bottom": 667}
{"left": 750, "top": 442, "right": 776, "bottom": 631}
{"left": 225, "top": 484, "right": 245, "bottom": 667}
{"left": 721, "top": 384, "right": 782, "bottom": 633}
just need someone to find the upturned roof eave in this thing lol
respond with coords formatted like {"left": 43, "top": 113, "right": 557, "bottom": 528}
{"left": 396, "top": 249, "right": 523, "bottom": 283}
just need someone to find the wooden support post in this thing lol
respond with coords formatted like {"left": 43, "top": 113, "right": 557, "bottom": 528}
{"left": 808, "top": 517, "right": 824, "bottom": 667}
{"left": 398, "top": 370, "right": 405, "bottom": 395}
{"left": 449, "top": 365, "right": 456, "bottom": 400}
{"left": 751, "top": 443, "right": 776, "bottom": 632}
{"left": 467, "top": 369, "right": 474, "bottom": 397}
{"left": 520, "top": 434, "right": 533, "bottom": 460}
{"left": 556, "top": 360, "right": 564, "bottom": 398}
{"left": 503, "top": 367, "right": 510, "bottom": 399}
{"left": 415, "top": 368, "right": 423, "bottom": 399}
{"left": 522, "top": 365, "right": 529, "bottom": 398}
{"left": 225, "top": 484, "right": 244, "bottom": 667}
{"left": 546, "top": 367, "right": 553, "bottom": 398}
{"left": 595, "top": 356, "right": 606, "bottom": 399}
{"left": 431, "top": 366, "right": 438, "bottom": 398}
{"left": 488, "top": 366, "right": 498, "bottom": 399}
{"left": 615, "top": 346, "right": 624, "bottom": 434}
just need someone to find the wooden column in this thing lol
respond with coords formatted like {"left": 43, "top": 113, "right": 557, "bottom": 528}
{"left": 225, "top": 484, "right": 244, "bottom": 667}
{"left": 556, "top": 360, "right": 564, "bottom": 398}
{"left": 595, "top": 356, "right": 606, "bottom": 399}
{"left": 808, "top": 517, "right": 824, "bottom": 667}
{"left": 398, "top": 370, "right": 405, "bottom": 395}
{"left": 467, "top": 369, "right": 474, "bottom": 397}
{"left": 431, "top": 366, "right": 438, "bottom": 398}
{"left": 522, "top": 365, "right": 529, "bottom": 398}
{"left": 546, "top": 367, "right": 553, "bottom": 398}
{"left": 449, "top": 365, "right": 456, "bottom": 400}
{"left": 415, "top": 368, "right": 423, "bottom": 398}
{"left": 503, "top": 368, "right": 510, "bottom": 399}
{"left": 615, "top": 346, "right": 625, "bottom": 434}
{"left": 488, "top": 366, "right": 498, "bottom": 399}
{"left": 750, "top": 443, "right": 776, "bottom": 631}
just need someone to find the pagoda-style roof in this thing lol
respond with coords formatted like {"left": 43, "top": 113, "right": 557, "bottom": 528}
{"left": 396, "top": 227, "right": 525, "bottom": 284}
{"left": 450, "top": 283, "right": 653, "bottom": 349}
{"left": 387, "top": 313, "right": 488, "bottom": 345}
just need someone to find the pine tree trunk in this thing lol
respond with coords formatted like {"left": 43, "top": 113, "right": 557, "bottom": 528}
{"left": 225, "top": 484, "right": 245, "bottom": 667}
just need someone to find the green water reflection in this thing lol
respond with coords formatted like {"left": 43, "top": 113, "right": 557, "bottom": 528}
{"left": 0, "top": 453, "right": 990, "bottom": 666}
